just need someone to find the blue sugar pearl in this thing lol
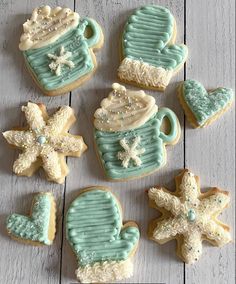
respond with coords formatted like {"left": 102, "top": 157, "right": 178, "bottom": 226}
{"left": 37, "top": 135, "right": 46, "bottom": 145}
{"left": 187, "top": 209, "right": 196, "bottom": 222}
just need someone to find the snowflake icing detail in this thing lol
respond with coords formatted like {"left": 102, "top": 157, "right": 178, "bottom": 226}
{"left": 47, "top": 46, "right": 75, "bottom": 76}
{"left": 117, "top": 136, "right": 145, "bottom": 168}
{"left": 148, "top": 170, "right": 231, "bottom": 264}
{"left": 3, "top": 102, "right": 87, "bottom": 183}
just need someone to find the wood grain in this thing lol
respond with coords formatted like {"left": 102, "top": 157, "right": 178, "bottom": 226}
{"left": 0, "top": 1, "right": 234, "bottom": 284}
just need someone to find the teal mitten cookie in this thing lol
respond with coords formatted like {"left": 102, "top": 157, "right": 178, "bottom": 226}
{"left": 118, "top": 5, "right": 188, "bottom": 90}
{"left": 66, "top": 187, "right": 140, "bottom": 283}
{"left": 19, "top": 5, "right": 103, "bottom": 96}
{"left": 178, "top": 80, "right": 234, "bottom": 128}
{"left": 6, "top": 193, "right": 56, "bottom": 245}
{"left": 94, "top": 83, "right": 181, "bottom": 181}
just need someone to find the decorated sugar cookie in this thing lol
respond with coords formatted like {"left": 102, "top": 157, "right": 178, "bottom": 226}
{"left": 66, "top": 187, "right": 140, "bottom": 283}
{"left": 118, "top": 5, "right": 188, "bottom": 91}
{"left": 94, "top": 83, "right": 181, "bottom": 181}
{"left": 6, "top": 192, "right": 56, "bottom": 245}
{"left": 178, "top": 80, "right": 234, "bottom": 128}
{"left": 3, "top": 102, "right": 87, "bottom": 183}
{"left": 19, "top": 5, "right": 104, "bottom": 96}
{"left": 148, "top": 169, "right": 232, "bottom": 264}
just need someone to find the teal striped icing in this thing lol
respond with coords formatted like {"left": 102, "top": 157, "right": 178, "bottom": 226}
{"left": 122, "top": 5, "right": 187, "bottom": 70}
{"left": 94, "top": 108, "right": 179, "bottom": 180}
{"left": 24, "top": 18, "right": 101, "bottom": 91}
{"left": 66, "top": 189, "right": 140, "bottom": 266}
{"left": 6, "top": 194, "right": 52, "bottom": 245}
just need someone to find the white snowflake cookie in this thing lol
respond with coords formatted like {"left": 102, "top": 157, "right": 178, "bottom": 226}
{"left": 3, "top": 102, "right": 87, "bottom": 183}
{"left": 148, "top": 169, "right": 232, "bottom": 264}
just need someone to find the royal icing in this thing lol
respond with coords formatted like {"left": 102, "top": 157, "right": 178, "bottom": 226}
{"left": 20, "top": 6, "right": 103, "bottom": 93}
{"left": 94, "top": 83, "right": 158, "bottom": 132}
{"left": 117, "top": 136, "right": 145, "bottom": 168}
{"left": 19, "top": 6, "right": 79, "bottom": 51}
{"left": 148, "top": 170, "right": 232, "bottom": 264}
{"left": 118, "top": 5, "right": 188, "bottom": 89}
{"left": 3, "top": 102, "right": 87, "bottom": 184}
{"left": 6, "top": 193, "right": 55, "bottom": 245}
{"left": 66, "top": 188, "right": 140, "bottom": 283}
{"left": 94, "top": 84, "right": 180, "bottom": 180}
{"left": 180, "top": 80, "right": 234, "bottom": 126}
{"left": 48, "top": 46, "right": 74, "bottom": 76}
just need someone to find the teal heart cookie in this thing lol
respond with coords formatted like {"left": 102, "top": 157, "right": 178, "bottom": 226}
{"left": 19, "top": 6, "right": 103, "bottom": 96}
{"left": 118, "top": 5, "right": 188, "bottom": 90}
{"left": 66, "top": 188, "right": 140, "bottom": 283}
{"left": 6, "top": 193, "right": 56, "bottom": 245}
{"left": 179, "top": 80, "right": 234, "bottom": 128}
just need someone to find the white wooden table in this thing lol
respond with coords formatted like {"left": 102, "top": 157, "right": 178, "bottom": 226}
{"left": 0, "top": 1, "right": 235, "bottom": 283}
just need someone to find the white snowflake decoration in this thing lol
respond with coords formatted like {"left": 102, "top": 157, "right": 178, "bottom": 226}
{"left": 148, "top": 170, "right": 231, "bottom": 264}
{"left": 3, "top": 102, "right": 87, "bottom": 183}
{"left": 117, "top": 136, "right": 145, "bottom": 168}
{"left": 48, "top": 46, "right": 75, "bottom": 76}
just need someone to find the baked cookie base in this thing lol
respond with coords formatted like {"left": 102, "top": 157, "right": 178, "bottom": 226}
{"left": 178, "top": 83, "right": 234, "bottom": 128}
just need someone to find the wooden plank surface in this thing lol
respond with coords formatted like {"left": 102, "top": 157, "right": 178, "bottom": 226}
{"left": 0, "top": 1, "right": 234, "bottom": 284}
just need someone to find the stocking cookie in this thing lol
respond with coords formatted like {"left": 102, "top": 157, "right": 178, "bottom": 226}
{"left": 94, "top": 83, "right": 181, "bottom": 181}
{"left": 148, "top": 169, "right": 232, "bottom": 264}
{"left": 19, "top": 5, "right": 104, "bottom": 96}
{"left": 66, "top": 187, "right": 140, "bottom": 283}
{"left": 2, "top": 102, "right": 87, "bottom": 183}
{"left": 178, "top": 80, "right": 234, "bottom": 128}
{"left": 6, "top": 192, "right": 56, "bottom": 246}
{"left": 118, "top": 5, "right": 188, "bottom": 91}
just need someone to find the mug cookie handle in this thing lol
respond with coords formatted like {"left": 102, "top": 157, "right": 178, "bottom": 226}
{"left": 156, "top": 107, "right": 180, "bottom": 144}
{"left": 83, "top": 17, "right": 102, "bottom": 48}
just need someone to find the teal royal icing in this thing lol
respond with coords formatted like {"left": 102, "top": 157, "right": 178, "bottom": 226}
{"left": 122, "top": 5, "right": 187, "bottom": 70}
{"left": 24, "top": 18, "right": 101, "bottom": 91}
{"left": 66, "top": 189, "right": 140, "bottom": 266}
{"left": 182, "top": 80, "right": 234, "bottom": 126}
{"left": 94, "top": 108, "right": 179, "bottom": 180}
{"left": 6, "top": 194, "right": 52, "bottom": 245}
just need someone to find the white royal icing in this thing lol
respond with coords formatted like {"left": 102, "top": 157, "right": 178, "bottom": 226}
{"left": 94, "top": 83, "right": 158, "bottom": 132}
{"left": 75, "top": 259, "right": 133, "bottom": 283}
{"left": 48, "top": 46, "right": 75, "bottom": 76}
{"left": 117, "top": 136, "right": 145, "bottom": 168}
{"left": 148, "top": 170, "right": 231, "bottom": 264}
{"left": 118, "top": 58, "right": 173, "bottom": 89}
{"left": 19, "top": 6, "right": 79, "bottom": 50}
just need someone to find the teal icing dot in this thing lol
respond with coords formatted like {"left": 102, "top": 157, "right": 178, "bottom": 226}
{"left": 37, "top": 135, "right": 46, "bottom": 145}
{"left": 187, "top": 209, "right": 196, "bottom": 222}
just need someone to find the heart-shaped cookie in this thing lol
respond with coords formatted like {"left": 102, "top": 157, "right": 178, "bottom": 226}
{"left": 118, "top": 5, "right": 188, "bottom": 90}
{"left": 6, "top": 193, "right": 56, "bottom": 245}
{"left": 66, "top": 187, "right": 140, "bottom": 283}
{"left": 178, "top": 80, "right": 234, "bottom": 128}
{"left": 19, "top": 6, "right": 103, "bottom": 96}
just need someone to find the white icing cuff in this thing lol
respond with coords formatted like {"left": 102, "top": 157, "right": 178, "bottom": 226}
{"left": 118, "top": 58, "right": 173, "bottom": 89}
{"left": 76, "top": 259, "right": 133, "bottom": 283}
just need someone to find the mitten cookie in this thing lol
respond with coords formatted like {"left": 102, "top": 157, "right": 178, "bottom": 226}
{"left": 118, "top": 5, "right": 188, "bottom": 91}
{"left": 2, "top": 102, "right": 87, "bottom": 183}
{"left": 148, "top": 169, "right": 232, "bottom": 264}
{"left": 6, "top": 192, "right": 56, "bottom": 246}
{"left": 178, "top": 80, "right": 234, "bottom": 128}
{"left": 94, "top": 83, "right": 181, "bottom": 181}
{"left": 66, "top": 187, "right": 140, "bottom": 283}
{"left": 19, "top": 6, "right": 104, "bottom": 96}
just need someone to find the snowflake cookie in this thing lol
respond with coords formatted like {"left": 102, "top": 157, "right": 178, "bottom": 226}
{"left": 148, "top": 169, "right": 232, "bottom": 264}
{"left": 19, "top": 5, "right": 104, "bottom": 96}
{"left": 3, "top": 102, "right": 87, "bottom": 183}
